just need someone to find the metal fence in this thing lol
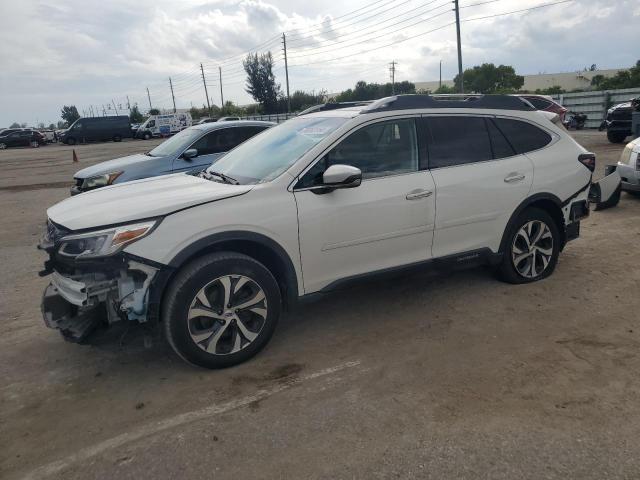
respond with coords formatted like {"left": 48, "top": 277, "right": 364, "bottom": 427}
{"left": 240, "top": 113, "right": 297, "bottom": 123}
{"left": 551, "top": 87, "right": 640, "bottom": 129}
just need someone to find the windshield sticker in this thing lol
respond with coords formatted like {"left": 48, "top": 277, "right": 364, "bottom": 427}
{"left": 299, "top": 126, "right": 333, "bottom": 137}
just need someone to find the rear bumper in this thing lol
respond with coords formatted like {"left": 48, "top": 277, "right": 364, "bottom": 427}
{"left": 617, "top": 164, "right": 640, "bottom": 192}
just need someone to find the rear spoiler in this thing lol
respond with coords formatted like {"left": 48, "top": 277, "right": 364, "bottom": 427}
{"left": 538, "top": 110, "right": 561, "bottom": 125}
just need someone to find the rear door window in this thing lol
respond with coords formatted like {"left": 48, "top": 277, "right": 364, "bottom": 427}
{"left": 234, "top": 126, "right": 269, "bottom": 144}
{"left": 493, "top": 118, "right": 552, "bottom": 154}
{"left": 425, "top": 116, "right": 493, "bottom": 168}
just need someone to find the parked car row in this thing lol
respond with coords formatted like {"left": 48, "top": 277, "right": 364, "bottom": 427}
{"left": 38, "top": 94, "right": 622, "bottom": 370}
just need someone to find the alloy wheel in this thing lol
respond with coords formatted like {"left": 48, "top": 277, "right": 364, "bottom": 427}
{"left": 0, "top": 143, "right": 6, "bottom": 149}
{"left": 186, "top": 275, "right": 268, "bottom": 355}
{"left": 511, "top": 220, "right": 554, "bottom": 279}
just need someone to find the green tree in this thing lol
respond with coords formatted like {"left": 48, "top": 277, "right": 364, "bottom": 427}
{"left": 48, "top": 123, "right": 56, "bottom": 129}
{"left": 129, "top": 104, "right": 144, "bottom": 123}
{"left": 149, "top": 108, "right": 160, "bottom": 115}
{"left": 57, "top": 121, "right": 67, "bottom": 129}
{"left": 9, "top": 122, "right": 20, "bottom": 128}
{"left": 454, "top": 63, "right": 524, "bottom": 94}
{"left": 221, "top": 101, "right": 245, "bottom": 116}
{"left": 243, "top": 52, "right": 281, "bottom": 114}
{"left": 282, "top": 90, "right": 327, "bottom": 112}
{"left": 534, "top": 85, "right": 564, "bottom": 95}
{"left": 335, "top": 80, "right": 415, "bottom": 102}
{"left": 60, "top": 105, "right": 80, "bottom": 124}
{"left": 591, "top": 61, "right": 640, "bottom": 90}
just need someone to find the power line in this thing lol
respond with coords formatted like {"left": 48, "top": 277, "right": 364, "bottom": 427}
{"left": 461, "top": 0, "right": 573, "bottom": 22}
{"left": 286, "top": 0, "right": 409, "bottom": 40}
{"left": 289, "top": 20, "right": 455, "bottom": 67}
{"left": 288, "top": 4, "right": 451, "bottom": 59}
{"left": 287, "top": 0, "right": 446, "bottom": 50}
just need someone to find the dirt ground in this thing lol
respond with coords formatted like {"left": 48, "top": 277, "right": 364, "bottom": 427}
{"left": 1, "top": 132, "right": 639, "bottom": 480}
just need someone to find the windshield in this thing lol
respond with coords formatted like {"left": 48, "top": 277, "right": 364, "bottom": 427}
{"left": 148, "top": 127, "right": 203, "bottom": 157}
{"left": 205, "top": 116, "right": 347, "bottom": 184}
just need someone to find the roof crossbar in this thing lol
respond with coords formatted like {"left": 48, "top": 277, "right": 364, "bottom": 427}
{"left": 361, "top": 94, "right": 535, "bottom": 113}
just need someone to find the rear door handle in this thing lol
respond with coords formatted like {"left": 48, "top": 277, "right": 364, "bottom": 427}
{"left": 406, "top": 189, "right": 433, "bottom": 200}
{"left": 504, "top": 173, "right": 525, "bottom": 183}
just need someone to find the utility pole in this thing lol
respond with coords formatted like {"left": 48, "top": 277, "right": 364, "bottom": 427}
{"left": 169, "top": 77, "right": 176, "bottom": 113}
{"left": 200, "top": 63, "right": 212, "bottom": 116}
{"left": 389, "top": 61, "right": 397, "bottom": 94}
{"left": 146, "top": 87, "right": 153, "bottom": 111}
{"left": 282, "top": 32, "right": 291, "bottom": 113}
{"left": 218, "top": 67, "right": 224, "bottom": 111}
{"left": 439, "top": 60, "right": 442, "bottom": 89}
{"left": 112, "top": 99, "right": 119, "bottom": 115}
{"left": 454, "top": 0, "right": 464, "bottom": 93}
{"left": 102, "top": 105, "right": 106, "bottom": 116}
{"left": 126, "top": 95, "right": 131, "bottom": 110}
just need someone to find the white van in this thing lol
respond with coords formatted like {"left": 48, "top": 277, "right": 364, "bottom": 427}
{"left": 136, "top": 113, "right": 192, "bottom": 139}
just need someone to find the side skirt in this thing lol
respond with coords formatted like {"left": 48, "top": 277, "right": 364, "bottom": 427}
{"left": 297, "top": 248, "right": 501, "bottom": 304}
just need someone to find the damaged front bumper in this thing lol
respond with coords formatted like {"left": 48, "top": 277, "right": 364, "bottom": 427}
{"left": 40, "top": 257, "right": 161, "bottom": 343}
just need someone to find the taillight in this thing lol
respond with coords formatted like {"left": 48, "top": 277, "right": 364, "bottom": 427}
{"left": 578, "top": 153, "right": 596, "bottom": 172}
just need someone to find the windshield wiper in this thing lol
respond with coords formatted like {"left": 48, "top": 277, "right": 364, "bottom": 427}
{"left": 201, "top": 170, "right": 239, "bottom": 185}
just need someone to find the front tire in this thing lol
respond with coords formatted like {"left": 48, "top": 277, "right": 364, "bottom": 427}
{"left": 113, "top": 135, "right": 122, "bottom": 142}
{"left": 607, "top": 131, "right": 627, "bottom": 144}
{"left": 143, "top": 132, "right": 151, "bottom": 140}
{"left": 498, "top": 208, "right": 560, "bottom": 284}
{"left": 163, "top": 252, "right": 281, "bottom": 369}
{"left": 66, "top": 137, "right": 76, "bottom": 145}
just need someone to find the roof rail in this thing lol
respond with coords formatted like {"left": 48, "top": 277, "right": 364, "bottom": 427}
{"left": 361, "top": 94, "right": 535, "bottom": 113}
{"left": 298, "top": 101, "right": 374, "bottom": 116}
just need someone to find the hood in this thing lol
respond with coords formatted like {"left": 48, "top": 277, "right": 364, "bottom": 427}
{"left": 74, "top": 153, "right": 165, "bottom": 179}
{"left": 611, "top": 102, "right": 632, "bottom": 111}
{"left": 48, "top": 173, "right": 253, "bottom": 230}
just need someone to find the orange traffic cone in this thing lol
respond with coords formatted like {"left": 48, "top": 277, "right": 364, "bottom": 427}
{"left": 72, "top": 149, "right": 78, "bottom": 163}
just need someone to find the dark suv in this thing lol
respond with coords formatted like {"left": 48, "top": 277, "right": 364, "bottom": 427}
{"left": 0, "top": 129, "right": 45, "bottom": 149}
{"left": 600, "top": 98, "right": 639, "bottom": 143}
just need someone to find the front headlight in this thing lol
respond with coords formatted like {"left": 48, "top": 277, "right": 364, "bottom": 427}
{"left": 58, "top": 220, "right": 158, "bottom": 259}
{"left": 82, "top": 171, "right": 123, "bottom": 189}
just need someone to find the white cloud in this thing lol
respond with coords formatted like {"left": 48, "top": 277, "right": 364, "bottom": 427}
{"left": 0, "top": 0, "right": 637, "bottom": 125}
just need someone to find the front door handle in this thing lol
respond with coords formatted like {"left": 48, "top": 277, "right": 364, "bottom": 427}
{"left": 406, "top": 189, "right": 433, "bottom": 200}
{"left": 504, "top": 173, "right": 525, "bottom": 183}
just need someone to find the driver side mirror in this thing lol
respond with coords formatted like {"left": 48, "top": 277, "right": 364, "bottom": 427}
{"left": 311, "top": 164, "right": 362, "bottom": 194}
{"left": 182, "top": 148, "right": 198, "bottom": 160}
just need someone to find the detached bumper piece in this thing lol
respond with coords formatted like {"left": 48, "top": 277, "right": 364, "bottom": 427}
{"left": 41, "top": 284, "right": 106, "bottom": 342}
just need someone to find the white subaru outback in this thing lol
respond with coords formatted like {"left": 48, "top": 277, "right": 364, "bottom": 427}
{"left": 39, "top": 95, "right": 596, "bottom": 369}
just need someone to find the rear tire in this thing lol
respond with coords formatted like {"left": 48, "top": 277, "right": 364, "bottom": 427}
{"left": 66, "top": 137, "right": 76, "bottom": 145}
{"left": 162, "top": 252, "right": 281, "bottom": 369}
{"left": 113, "top": 135, "right": 122, "bottom": 142}
{"left": 607, "top": 131, "right": 627, "bottom": 144}
{"left": 497, "top": 207, "right": 560, "bottom": 284}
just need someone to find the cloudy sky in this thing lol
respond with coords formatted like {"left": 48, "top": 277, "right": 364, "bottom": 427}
{"left": 0, "top": 0, "right": 638, "bottom": 126}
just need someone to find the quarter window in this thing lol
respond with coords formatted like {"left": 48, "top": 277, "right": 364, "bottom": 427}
{"left": 493, "top": 118, "right": 552, "bottom": 154}
{"left": 299, "top": 118, "right": 419, "bottom": 187}
{"left": 523, "top": 96, "right": 552, "bottom": 110}
{"left": 486, "top": 118, "right": 516, "bottom": 159}
{"left": 426, "top": 116, "right": 493, "bottom": 168}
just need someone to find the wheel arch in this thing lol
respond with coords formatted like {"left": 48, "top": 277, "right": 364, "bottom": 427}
{"left": 499, "top": 193, "right": 566, "bottom": 254}
{"left": 149, "top": 231, "right": 299, "bottom": 319}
